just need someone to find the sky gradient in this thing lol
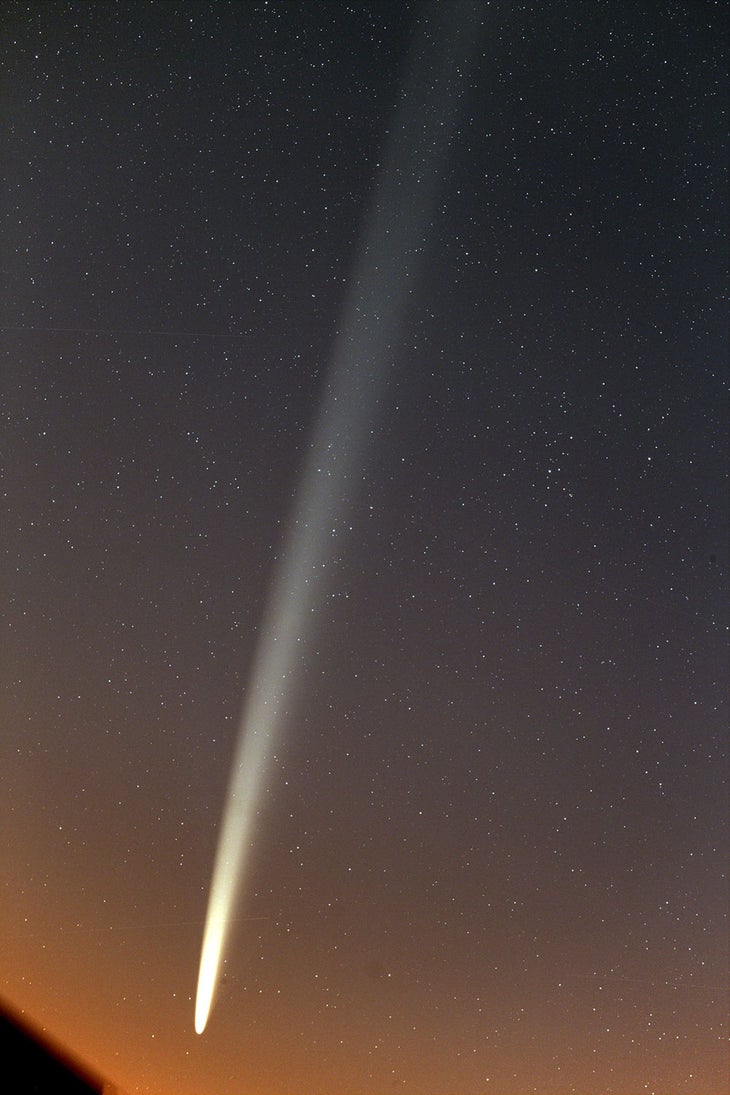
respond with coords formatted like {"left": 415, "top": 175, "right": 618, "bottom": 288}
{"left": 1, "top": 2, "right": 727, "bottom": 1094}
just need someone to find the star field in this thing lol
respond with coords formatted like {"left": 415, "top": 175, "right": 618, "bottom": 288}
{"left": 1, "top": 3, "right": 727, "bottom": 1094}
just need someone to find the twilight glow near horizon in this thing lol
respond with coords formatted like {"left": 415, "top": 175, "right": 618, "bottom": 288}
{"left": 194, "top": 4, "right": 485, "bottom": 1034}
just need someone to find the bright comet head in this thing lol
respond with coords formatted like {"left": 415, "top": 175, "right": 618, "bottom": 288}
{"left": 194, "top": 919, "right": 222, "bottom": 1033}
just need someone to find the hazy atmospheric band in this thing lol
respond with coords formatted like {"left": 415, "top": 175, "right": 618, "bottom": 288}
{"left": 195, "top": 3, "right": 485, "bottom": 1034}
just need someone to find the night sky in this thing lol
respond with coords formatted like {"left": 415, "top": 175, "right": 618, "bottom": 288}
{"left": 1, "top": 3, "right": 727, "bottom": 1094}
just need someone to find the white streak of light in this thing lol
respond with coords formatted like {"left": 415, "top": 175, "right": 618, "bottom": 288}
{"left": 195, "top": 2, "right": 485, "bottom": 1034}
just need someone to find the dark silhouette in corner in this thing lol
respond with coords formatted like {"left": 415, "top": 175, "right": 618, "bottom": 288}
{"left": 0, "top": 997, "right": 118, "bottom": 1094}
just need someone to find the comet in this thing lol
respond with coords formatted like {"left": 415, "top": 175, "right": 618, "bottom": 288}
{"left": 194, "top": 1, "right": 485, "bottom": 1034}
